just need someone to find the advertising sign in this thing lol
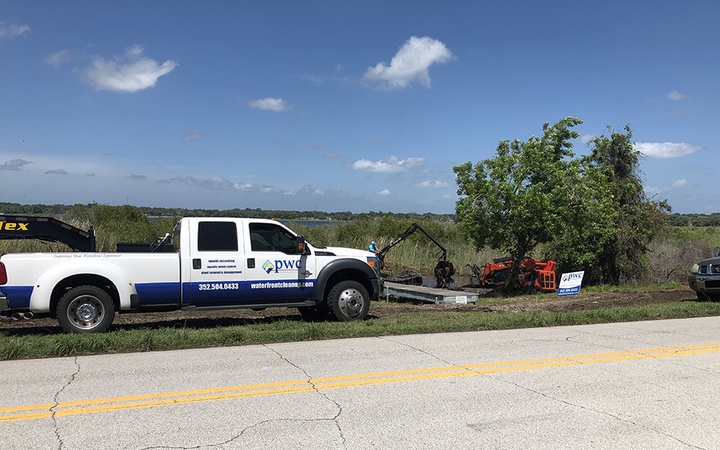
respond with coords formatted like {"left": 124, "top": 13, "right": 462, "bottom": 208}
{"left": 558, "top": 271, "right": 584, "bottom": 296}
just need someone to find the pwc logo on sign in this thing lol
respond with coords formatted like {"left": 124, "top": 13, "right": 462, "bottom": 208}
{"left": 558, "top": 271, "right": 585, "bottom": 296}
{"left": 263, "top": 259, "right": 301, "bottom": 274}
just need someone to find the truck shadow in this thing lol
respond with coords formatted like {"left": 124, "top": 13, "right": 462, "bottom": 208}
{"left": 0, "top": 315, "right": 304, "bottom": 336}
{"left": 0, "top": 312, "right": 381, "bottom": 337}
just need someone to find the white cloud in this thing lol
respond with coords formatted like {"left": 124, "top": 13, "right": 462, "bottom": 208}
{"left": 671, "top": 179, "right": 688, "bottom": 188}
{"left": 234, "top": 182, "right": 254, "bottom": 191}
{"left": 161, "top": 175, "right": 235, "bottom": 189}
{"left": 248, "top": 98, "right": 288, "bottom": 112}
{"left": 352, "top": 156, "right": 425, "bottom": 173}
{"left": 418, "top": 180, "right": 449, "bottom": 188}
{"left": 84, "top": 45, "right": 177, "bottom": 93}
{"left": 646, "top": 178, "right": 690, "bottom": 197}
{"left": 45, "top": 169, "right": 68, "bottom": 175}
{"left": 636, "top": 142, "right": 700, "bottom": 158}
{"left": 46, "top": 50, "right": 72, "bottom": 68}
{"left": 644, "top": 186, "right": 662, "bottom": 197}
{"left": 296, "top": 185, "right": 324, "bottom": 196}
{"left": 378, "top": 189, "right": 391, "bottom": 196}
{"left": 183, "top": 130, "right": 204, "bottom": 141}
{"left": 581, "top": 134, "right": 597, "bottom": 144}
{"left": 667, "top": 90, "right": 687, "bottom": 100}
{"left": 0, "top": 21, "right": 30, "bottom": 39}
{"left": 0, "top": 153, "right": 102, "bottom": 175}
{"left": 363, "top": 36, "right": 453, "bottom": 90}
{"left": 0, "top": 159, "right": 31, "bottom": 171}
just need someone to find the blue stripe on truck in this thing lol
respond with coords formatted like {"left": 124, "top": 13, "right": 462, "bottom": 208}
{"left": 134, "top": 282, "right": 182, "bottom": 305}
{"left": 180, "top": 279, "right": 315, "bottom": 305}
{"left": 1, "top": 285, "right": 34, "bottom": 309}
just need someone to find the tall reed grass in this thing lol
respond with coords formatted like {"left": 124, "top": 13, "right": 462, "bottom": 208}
{"left": 0, "top": 213, "right": 716, "bottom": 285}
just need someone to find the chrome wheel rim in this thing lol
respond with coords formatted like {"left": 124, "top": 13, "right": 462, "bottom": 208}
{"left": 67, "top": 295, "right": 105, "bottom": 330}
{"left": 338, "top": 288, "right": 364, "bottom": 318}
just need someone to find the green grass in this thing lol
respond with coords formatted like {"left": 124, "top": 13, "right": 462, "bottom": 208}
{"left": 1, "top": 300, "right": 718, "bottom": 361}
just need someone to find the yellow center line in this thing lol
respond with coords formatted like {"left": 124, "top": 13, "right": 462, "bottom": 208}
{"left": 2, "top": 342, "right": 718, "bottom": 422}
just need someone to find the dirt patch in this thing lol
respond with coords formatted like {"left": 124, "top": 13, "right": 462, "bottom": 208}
{"left": 0, "top": 286, "right": 698, "bottom": 334}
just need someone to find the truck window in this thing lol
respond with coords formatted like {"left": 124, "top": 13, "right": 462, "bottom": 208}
{"left": 249, "top": 223, "right": 297, "bottom": 254}
{"left": 197, "top": 221, "right": 238, "bottom": 252}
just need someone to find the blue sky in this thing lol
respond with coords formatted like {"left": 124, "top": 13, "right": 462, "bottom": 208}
{"left": 1, "top": 1, "right": 718, "bottom": 214}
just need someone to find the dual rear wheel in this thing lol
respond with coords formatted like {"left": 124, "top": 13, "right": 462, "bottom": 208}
{"left": 56, "top": 285, "right": 115, "bottom": 333}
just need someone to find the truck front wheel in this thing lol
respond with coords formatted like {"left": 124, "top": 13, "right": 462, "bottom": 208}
{"left": 328, "top": 280, "right": 369, "bottom": 321}
{"left": 57, "top": 285, "right": 115, "bottom": 333}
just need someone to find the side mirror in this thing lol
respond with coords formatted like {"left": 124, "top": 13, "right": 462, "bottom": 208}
{"left": 296, "top": 235, "right": 310, "bottom": 255}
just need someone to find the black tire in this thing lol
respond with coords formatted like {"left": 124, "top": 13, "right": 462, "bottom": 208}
{"left": 328, "top": 280, "right": 370, "bottom": 321}
{"left": 56, "top": 285, "right": 115, "bottom": 333}
{"left": 298, "top": 303, "right": 329, "bottom": 321}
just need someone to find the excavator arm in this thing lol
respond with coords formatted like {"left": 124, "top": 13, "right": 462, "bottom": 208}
{"left": 377, "top": 223, "right": 447, "bottom": 263}
{"left": 377, "top": 223, "right": 454, "bottom": 287}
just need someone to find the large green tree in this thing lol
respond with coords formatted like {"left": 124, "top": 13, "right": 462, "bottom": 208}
{"left": 453, "top": 117, "right": 583, "bottom": 288}
{"left": 549, "top": 126, "right": 670, "bottom": 284}
{"left": 455, "top": 118, "right": 670, "bottom": 288}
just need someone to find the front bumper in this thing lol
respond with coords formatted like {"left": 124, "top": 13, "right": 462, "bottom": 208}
{"left": 688, "top": 274, "right": 720, "bottom": 294}
{"left": 371, "top": 277, "right": 383, "bottom": 300}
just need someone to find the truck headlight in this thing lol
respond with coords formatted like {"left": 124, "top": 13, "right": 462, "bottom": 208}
{"left": 691, "top": 263, "right": 699, "bottom": 274}
{"left": 367, "top": 256, "right": 380, "bottom": 273}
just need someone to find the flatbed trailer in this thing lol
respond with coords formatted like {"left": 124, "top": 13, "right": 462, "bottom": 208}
{"left": 0, "top": 215, "right": 96, "bottom": 252}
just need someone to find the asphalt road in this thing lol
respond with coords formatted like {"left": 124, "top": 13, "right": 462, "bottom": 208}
{"left": 2, "top": 317, "right": 720, "bottom": 450}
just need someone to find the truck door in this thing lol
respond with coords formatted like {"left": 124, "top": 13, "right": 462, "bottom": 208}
{"left": 244, "top": 222, "right": 316, "bottom": 304}
{"left": 183, "top": 220, "right": 245, "bottom": 307}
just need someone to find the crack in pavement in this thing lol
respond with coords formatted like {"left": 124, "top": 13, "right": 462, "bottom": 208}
{"left": 139, "top": 417, "right": 337, "bottom": 450}
{"left": 378, "top": 336, "right": 460, "bottom": 367}
{"left": 51, "top": 356, "right": 81, "bottom": 450}
{"left": 142, "top": 346, "right": 349, "bottom": 450}
{"left": 379, "top": 336, "right": 708, "bottom": 449}
{"left": 264, "top": 345, "right": 347, "bottom": 449}
{"left": 494, "top": 377, "right": 706, "bottom": 449}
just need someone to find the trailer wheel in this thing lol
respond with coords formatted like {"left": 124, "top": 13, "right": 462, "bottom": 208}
{"left": 57, "top": 285, "right": 115, "bottom": 333}
{"left": 328, "top": 280, "right": 369, "bottom": 321}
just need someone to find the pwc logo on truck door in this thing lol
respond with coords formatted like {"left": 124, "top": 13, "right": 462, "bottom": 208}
{"left": 262, "top": 259, "right": 301, "bottom": 274}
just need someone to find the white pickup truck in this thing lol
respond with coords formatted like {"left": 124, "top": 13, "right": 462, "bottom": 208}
{"left": 0, "top": 216, "right": 381, "bottom": 332}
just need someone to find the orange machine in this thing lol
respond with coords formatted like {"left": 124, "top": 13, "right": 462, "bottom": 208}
{"left": 468, "top": 257, "right": 557, "bottom": 292}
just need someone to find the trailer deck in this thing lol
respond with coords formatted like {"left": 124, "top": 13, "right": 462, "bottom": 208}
{"left": 384, "top": 282, "right": 479, "bottom": 304}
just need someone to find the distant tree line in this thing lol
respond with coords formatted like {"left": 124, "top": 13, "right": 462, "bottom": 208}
{"left": 0, "top": 202, "right": 456, "bottom": 223}
{"left": 1, "top": 202, "right": 719, "bottom": 227}
{"left": 666, "top": 213, "right": 720, "bottom": 227}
